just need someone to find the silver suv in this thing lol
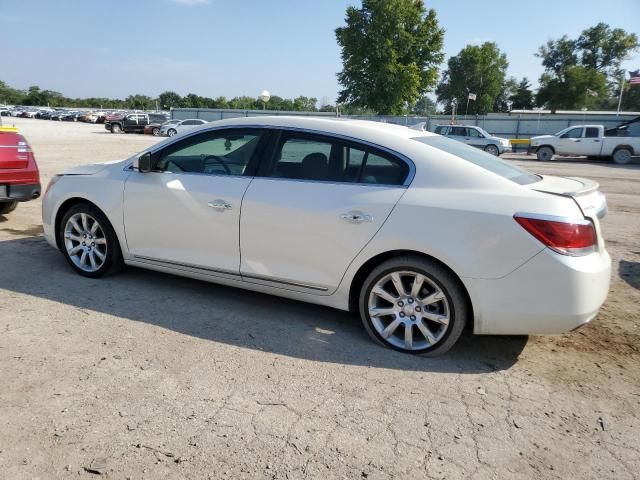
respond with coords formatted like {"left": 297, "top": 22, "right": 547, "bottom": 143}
{"left": 434, "top": 125, "right": 512, "bottom": 156}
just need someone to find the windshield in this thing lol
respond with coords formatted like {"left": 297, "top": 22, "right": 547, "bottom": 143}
{"left": 475, "top": 127, "right": 491, "bottom": 137}
{"left": 413, "top": 136, "right": 540, "bottom": 185}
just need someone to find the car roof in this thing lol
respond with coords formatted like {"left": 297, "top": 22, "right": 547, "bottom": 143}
{"left": 199, "top": 115, "right": 437, "bottom": 142}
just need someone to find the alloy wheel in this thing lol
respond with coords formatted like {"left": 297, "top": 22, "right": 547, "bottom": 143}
{"left": 368, "top": 271, "right": 450, "bottom": 351}
{"left": 63, "top": 213, "right": 108, "bottom": 273}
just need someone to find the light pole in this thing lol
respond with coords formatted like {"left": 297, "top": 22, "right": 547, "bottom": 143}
{"left": 259, "top": 90, "right": 270, "bottom": 110}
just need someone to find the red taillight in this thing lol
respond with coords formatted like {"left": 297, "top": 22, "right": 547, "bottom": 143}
{"left": 514, "top": 214, "right": 597, "bottom": 256}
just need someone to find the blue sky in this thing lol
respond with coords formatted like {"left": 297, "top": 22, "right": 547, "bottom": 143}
{"left": 1, "top": 0, "right": 639, "bottom": 103}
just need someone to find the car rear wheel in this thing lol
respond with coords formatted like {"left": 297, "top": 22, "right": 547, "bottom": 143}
{"left": 536, "top": 146, "right": 554, "bottom": 161}
{"left": 152, "top": 127, "right": 160, "bottom": 136}
{"left": 359, "top": 256, "right": 467, "bottom": 356}
{"left": 0, "top": 200, "right": 18, "bottom": 215}
{"left": 111, "top": 123, "right": 122, "bottom": 134}
{"left": 59, "top": 204, "right": 123, "bottom": 278}
{"left": 484, "top": 144, "right": 499, "bottom": 156}
{"left": 167, "top": 128, "right": 177, "bottom": 137}
{"left": 612, "top": 148, "right": 633, "bottom": 165}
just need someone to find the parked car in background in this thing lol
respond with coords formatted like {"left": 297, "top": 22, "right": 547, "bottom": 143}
{"left": 0, "top": 119, "right": 41, "bottom": 215}
{"left": 160, "top": 118, "right": 207, "bottom": 137}
{"left": 0, "top": 107, "right": 10, "bottom": 116}
{"left": 431, "top": 124, "right": 512, "bottom": 156}
{"left": 105, "top": 113, "right": 168, "bottom": 134}
{"left": 529, "top": 124, "right": 640, "bottom": 164}
{"left": 42, "top": 116, "right": 610, "bottom": 356}
{"left": 145, "top": 118, "right": 180, "bottom": 136}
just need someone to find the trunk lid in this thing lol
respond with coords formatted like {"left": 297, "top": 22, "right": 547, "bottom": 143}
{"left": 528, "top": 175, "right": 607, "bottom": 219}
{"left": 0, "top": 131, "right": 29, "bottom": 169}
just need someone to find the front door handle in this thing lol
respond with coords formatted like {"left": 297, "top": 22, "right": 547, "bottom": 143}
{"left": 340, "top": 211, "right": 373, "bottom": 224}
{"left": 208, "top": 199, "right": 232, "bottom": 211}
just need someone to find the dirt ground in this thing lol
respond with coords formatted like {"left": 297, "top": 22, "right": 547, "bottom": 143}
{"left": 1, "top": 117, "right": 638, "bottom": 480}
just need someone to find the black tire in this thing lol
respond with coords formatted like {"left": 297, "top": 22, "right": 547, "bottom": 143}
{"left": 484, "top": 144, "right": 500, "bottom": 156}
{"left": 0, "top": 200, "right": 18, "bottom": 215}
{"left": 152, "top": 127, "right": 160, "bottom": 136}
{"left": 358, "top": 256, "right": 468, "bottom": 357}
{"left": 111, "top": 123, "right": 122, "bottom": 134}
{"left": 536, "top": 146, "right": 554, "bottom": 161}
{"left": 58, "top": 203, "right": 124, "bottom": 278}
{"left": 167, "top": 128, "right": 177, "bottom": 137}
{"left": 612, "top": 148, "right": 633, "bottom": 165}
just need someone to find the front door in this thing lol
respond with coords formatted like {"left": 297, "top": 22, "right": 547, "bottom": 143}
{"left": 556, "top": 127, "right": 584, "bottom": 155}
{"left": 240, "top": 131, "right": 409, "bottom": 293}
{"left": 123, "top": 128, "right": 266, "bottom": 275}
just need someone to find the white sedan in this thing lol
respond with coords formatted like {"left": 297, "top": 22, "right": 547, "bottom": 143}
{"left": 42, "top": 117, "right": 611, "bottom": 356}
{"left": 160, "top": 118, "right": 207, "bottom": 137}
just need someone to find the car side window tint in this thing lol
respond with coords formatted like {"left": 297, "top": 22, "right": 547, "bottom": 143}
{"left": 450, "top": 127, "right": 466, "bottom": 136}
{"left": 268, "top": 133, "right": 408, "bottom": 186}
{"left": 561, "top": 128, "right": 583, "bottom": 139}
{"left": 467, "top": 128, "right": 481, "bottom": 137}
{"left": 434, "top": 126, "right": 446, "bottom": 135}
{"left": 585, "top": 127, "right": 599, "bottom": 138}
{"left": 360, "top": 151, "right": 408, "bottom": 185}
{"left": 155, "top": 129, "right": 262, "bottom": 176}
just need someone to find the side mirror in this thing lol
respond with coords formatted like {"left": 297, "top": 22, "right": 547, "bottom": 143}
{"left": 135, "top": 152, "right": 152, "bottom": 173}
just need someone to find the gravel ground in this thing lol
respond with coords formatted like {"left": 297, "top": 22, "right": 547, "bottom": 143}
{"left": 1, "top": 117, "right": 639, "bottom": 480}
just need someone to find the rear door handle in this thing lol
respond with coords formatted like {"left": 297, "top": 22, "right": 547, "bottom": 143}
{"left": 208, "top": 199, "right": 232, "bottom": 211}
{"left": 340, "top": 211, "right": 373, "bottom": 224}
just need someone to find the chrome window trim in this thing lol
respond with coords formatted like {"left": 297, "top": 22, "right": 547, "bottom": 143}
{"left": 141, "top": 124, "right": 416, "bottom": 187}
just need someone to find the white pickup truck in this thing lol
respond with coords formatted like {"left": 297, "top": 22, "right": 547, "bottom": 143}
{"left": 529, "top": 124, "right": 640, "bottom": 164}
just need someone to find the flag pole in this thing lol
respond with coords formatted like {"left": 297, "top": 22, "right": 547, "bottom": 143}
{"left": 616, "top": 73, "right": 625, "bottom": 117}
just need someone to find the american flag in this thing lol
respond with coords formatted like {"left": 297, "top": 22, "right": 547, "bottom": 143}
{"left": 630, "top": 70, "right": 640, "bottom": 86}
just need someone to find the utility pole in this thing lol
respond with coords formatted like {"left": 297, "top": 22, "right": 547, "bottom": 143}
{"left": 616, "top": 73, "right": 625, "bottom": 117}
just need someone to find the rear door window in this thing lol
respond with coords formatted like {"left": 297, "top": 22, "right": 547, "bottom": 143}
{"left": 266, "top": 132, "right": 409, "bottom": 186}
{"left": 585, "top": 127, "right": 599, "bottom": 138}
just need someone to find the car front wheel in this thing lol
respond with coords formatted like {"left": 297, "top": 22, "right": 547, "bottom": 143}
{"left": 167, "top": 128, "right": 177, "bottom": 137}
{"left": 359, "top": 256, "right": 467, "bottom": 356}
{"left": 152, "top": 127, "right": 160, "bottom": 136}
{"left": 59, "top": 204, "right": 123, "bottom": 278}
{"left": 484, "top": 144, "right": 499, "bottom": 156}
{"left": 536, "top": 146, "right": 554, "bottom": 161}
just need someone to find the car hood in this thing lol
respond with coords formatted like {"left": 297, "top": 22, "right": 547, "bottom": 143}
{"left": 528, "top": 175, "right": 607, "bottom": 219}
{"left": 488, "top": 135, "right": 509, "bottom": 143}
{"left": 61, "top": 159, "right": 125, "bottom": 175}
{"left": 530, "top": 134, "right": 555, "bottom": 142}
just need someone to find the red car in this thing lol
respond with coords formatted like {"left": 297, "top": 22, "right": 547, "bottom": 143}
{"left": 0, "top": 123, "right": 41, "bottom": 215}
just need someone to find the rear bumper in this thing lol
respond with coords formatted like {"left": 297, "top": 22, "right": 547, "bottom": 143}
{"left": 0, "top": 182, "right": 41, "bottom": 201}
{"left": 466, "top": 248, "right": 611, "bottom": 335}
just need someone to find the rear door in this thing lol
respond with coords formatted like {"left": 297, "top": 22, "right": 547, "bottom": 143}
{"left": 575, "top": 127, "right": 604, "bottom": 156}
{"left": 556, "top": 127, "right": 584, "bottom": 155}
{"left": 239, "top": 130, "right": 410, "bottom": 293}
{"left": 449, "top": 126, "right": 470, "bottom": 146}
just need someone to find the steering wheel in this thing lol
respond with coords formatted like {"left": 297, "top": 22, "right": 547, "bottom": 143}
{"left": 203, "top": 155, "right": 231, "bottom": 175}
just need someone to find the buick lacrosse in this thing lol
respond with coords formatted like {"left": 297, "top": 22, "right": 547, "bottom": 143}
{"left": 42, "top": 117, "right": 611, "bottom": 356}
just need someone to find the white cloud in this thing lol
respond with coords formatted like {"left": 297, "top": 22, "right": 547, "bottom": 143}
{"left": 168, "top": 0, "right": 210, "bottom": 5}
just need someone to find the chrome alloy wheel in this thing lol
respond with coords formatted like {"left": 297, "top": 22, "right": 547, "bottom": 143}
{"left": 368, "top": 271, "right": 450, "bottom": 351}
{"left": 63, "top": 213, "right": 107, "bottom": 273}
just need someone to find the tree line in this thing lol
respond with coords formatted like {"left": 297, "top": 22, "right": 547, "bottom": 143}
{"left": 0, "top": 82, "right": 330, "bottom": 113}
{"left": 2, "top": 0, "right": 639, "bottom": 116}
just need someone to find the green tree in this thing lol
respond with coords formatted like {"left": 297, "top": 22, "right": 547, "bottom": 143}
{"left": 411, "top": 95, "right": 437, "bottom": 115}
{"left": 510, "top": 78, "right": 534, "bottom": 110}
{"left": 535, "top": 23, "right": 638, "bottom": 110}
{"left": 494, "top": 76, "right": 518, "bottom": 112}
{"left": 158, "top": 91, "right": 182, "bottom": 109}
{"left": 537, "top": 66, "right": 608, "bottom": 111}
{"left": 436, "top": 42, "right": 508, "bottom": 115}
{"left": 125, "top": 94, "right": 154, "bottom": 110}
{"left": 335, "top": 0, "right": 444, "bottom": 114}
{"left": 0, "top": 80, "right": 25, "bottom": 104}
{"left": 293, "top": 96, "right": 318, "bottom": 111}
